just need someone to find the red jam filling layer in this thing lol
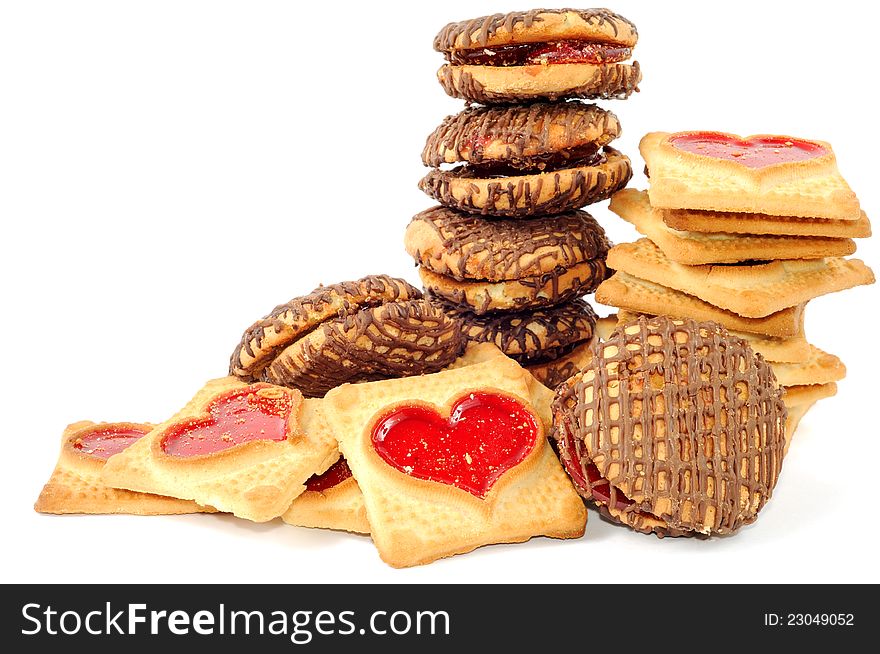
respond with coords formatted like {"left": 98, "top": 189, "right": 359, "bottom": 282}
{"left": 74, "top": 426, "right": 148, "bottom": 460}
{"left": 448, "top": 40, "right": 632, "bottom": 66}
{"left": 305, "top": 458, "right": 353, "bottom": 493}
{"left": 561, "top": 427, "right": 634, "bottom": 512}
{"left": 668, "top": 132, "right": 827, "bottom": 169}
{"left": 161, "top": 386, "right": 292, "bottom": 457}
{"left": 371, "top": 392, "right": 538, "bottom": 499}
{"left": 456, "top": 145, "right": 605, "bottom": 177}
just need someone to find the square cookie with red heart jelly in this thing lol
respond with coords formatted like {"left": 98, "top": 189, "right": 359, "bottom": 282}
{"left": 322, "top": 349, "right": 586, "bottom": 568}
{"left": 641, "top": 131, "right": 861, "bottom": 220}
{"left": 35, "top": 420, "right": 213, "bottom": 516}
{"left": 101, "top": 377, "right": 339, "bottom": 522}
{"left": 282, "top": 342, "right": 561, "bottom": 536}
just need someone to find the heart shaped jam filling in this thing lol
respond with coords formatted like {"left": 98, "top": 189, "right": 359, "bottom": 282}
{"left": 669, "top": 132, "right": 827, "bottom": 168}
{"left": 74, "top": 426, "right": 149, "bottom": 461}
{"left": 161, "top": 385, "right": 293, "bottom": 457}
{"left": 371, "top": 392, "right": 539, "bottom": 499}
{"left": 305, "top": 458, "right": 353, "bottom": 493}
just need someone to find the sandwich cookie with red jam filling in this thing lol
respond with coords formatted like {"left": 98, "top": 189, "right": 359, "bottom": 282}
{"left": 552, "top": 316, "right": 787, "bottom": 536}
{"left": 405, "top": 205, "right": 611, "bottom": 314}
{"left": 429, "top": 296, "right": 599, "bottom": 389}
{"left": 229, "top": 274, "right": 464, "bottom": 398}
{"left": 435, "top": 8, "right": 641, "bottom": 103}
{"left": 420, "top": 101, "right": 632, "bottom": 216}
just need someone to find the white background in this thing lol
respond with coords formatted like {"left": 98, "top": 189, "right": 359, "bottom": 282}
{"left": 1, "top": 0, "right": 877, "bottom": 584}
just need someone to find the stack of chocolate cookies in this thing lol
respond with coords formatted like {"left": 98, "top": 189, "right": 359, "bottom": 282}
{"left": 405, "top": 8, "right": 642, "bottom": 388}
{"left": 598, "top": 131, "right": 875, "bottom": 450}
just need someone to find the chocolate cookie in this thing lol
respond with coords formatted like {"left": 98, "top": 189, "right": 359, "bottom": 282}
{"left": 404, "top": 205, "right": 611, "bottom": 282}
{"left": 552, "top": 316, "right": 786, "bottom": 537}
{"left": 263, "top": 299, "right": 464, "bottom": 397}
{"left": 419, "top": 260, "right": 608, "bottom": 314}
{"left": 422, "top": 102, "right": 621, "bottom": 168}
{"left": 420, "top": 102, "right": 629, "bottom": 216}
{"left": 434, "top": 9, "right": 641, "bottom": 103}
{"left": 430, "top": 296, "right": 597, "bottom": 365}
{"left": 229, "top": 275, "right": 464, "bottom": 397}
{"left": 421, "top": 147, "right": 631, "bottom": 217}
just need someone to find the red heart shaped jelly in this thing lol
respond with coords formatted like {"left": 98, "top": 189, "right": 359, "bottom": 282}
{"left": 161, "top": 385, "right": 293, "bottom": 457}
{"left": 371, "top": 392, "right": 539, "bottom": 499}
{"left": 669, "top": 132, "right": 826, "bottom": 168}
{"left": 74, "top": 426, "right": 149, "bottom": 461}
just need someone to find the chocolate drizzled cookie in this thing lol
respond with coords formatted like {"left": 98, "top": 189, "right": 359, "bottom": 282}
{"left": 419, "top": 259, "right": 608, "bottom": 315}
{"left": 433, "top": 8, "right": 641, "bottom": 104}
{"left": 263, "top": 299, "right": 464, "bottom": 398}
{"left": 230, "top": 275, "right": 419, "bottom": 380}
{"left": 434, "top": 8, "right": 638, "bottom": 52}
{"left": 405, "top": 205, "right": 611, "bottom": 281}
{"left": 422, "top": 102, "right": 621, "bottom": 168}
{"left": 421, "top": 147, "right": 631, "bottom": 216}
{"left": 406, "top": 205, "right": 611, "bottom": 314}
{"left": 419, "top": 259, "right": 609, "bottom": 315}
{"left": 420, "top": 102, "right": 630, "bottom": 216}
{"left": 429, "top": 296, "right": 597, "bottom": 364}
{"left": 230, "top": 275, "right": 464, "bottom": 397}
{"left": 552, "top": 316, "right": 787, "bottom": 536}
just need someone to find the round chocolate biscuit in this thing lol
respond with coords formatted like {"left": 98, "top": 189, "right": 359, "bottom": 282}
{"left": 434, "top": 9, "right": 639, "bottom": 53}
{"left": 430, "top": 297, "right": 597, "bottom": 364}
{"left": 230, "top": 275, "right": 421, "bottom": 381}
{"left": 405, "top": 206, "right": 611, "bottom": 282}
{"left": 230, "top": 275, "right": 463, "bottom": 397}
{"left": 434, "top": 9, "right": 640, "bottom": 104}
{"left": 552, "top": 316, "right": 786, "bottom": 537}
{"left": 419, "top": 260, "right": 608, "bottom": 315}
{"left": 419, "top": 147, "right": 632, "bottom": 217}
{"left": 262, "top": 299, "right": 463, "bottom": 398}
{"left": 422, "top": 102, "right": 621, "bottom": 168}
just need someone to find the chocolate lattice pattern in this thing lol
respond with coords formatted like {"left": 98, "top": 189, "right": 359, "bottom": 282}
{"left": 553, "top": 315, "right": 786, "bottom": 536}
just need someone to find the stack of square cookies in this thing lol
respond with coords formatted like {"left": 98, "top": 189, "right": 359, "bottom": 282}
{"left": 597, "top": 131, "right": 874, "bottom": 449}
{"left": 406, "top": 8, "right": 644, "bottom": 389}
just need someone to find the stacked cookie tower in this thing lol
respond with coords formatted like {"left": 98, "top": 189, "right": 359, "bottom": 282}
{"left": 597, "top": 131, "right": 875, "bottom": 449}
{"left": 405, "top": 8, "right": 642, "bottom": 388}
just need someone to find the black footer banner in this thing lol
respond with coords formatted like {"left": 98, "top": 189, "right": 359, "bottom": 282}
{"left": 1, "top": 584, "right": 872, "bottom": 650}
